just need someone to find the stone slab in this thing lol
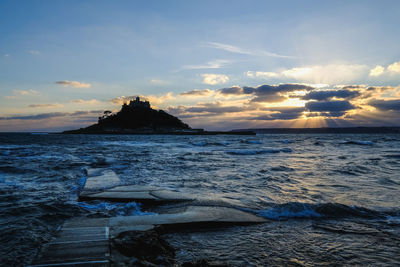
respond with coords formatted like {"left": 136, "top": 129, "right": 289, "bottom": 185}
{"left": 80, "top": 184, "right": 194, "bottom": 204}
{"left": 108, "top": 185, "right": 162, "bottom": 192}
{"left": 81, "top": 191, "right": 158, "bottom": 201}
{"left": 82, "top": 169, "right": 121, "bottom": 192}
{"left": 150, "top": 190, "right": 192, "bottom": 201}
{"left": 110, "top": 205, "right": 266, "bottom": 236}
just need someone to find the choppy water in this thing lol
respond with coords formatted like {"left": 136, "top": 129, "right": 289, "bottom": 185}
{"left": 0, "top": 133, "right": 400, "bottom": 266}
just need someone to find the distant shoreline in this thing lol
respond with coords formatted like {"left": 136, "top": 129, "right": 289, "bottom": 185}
{"left": 233, "top": 127, "right": 400, "bottom": 134}
{"left": 61, "top": 130, "right": 257, "bottom": 135}
{"left": 1, "top": 126, "right": 400, "bottom": 135}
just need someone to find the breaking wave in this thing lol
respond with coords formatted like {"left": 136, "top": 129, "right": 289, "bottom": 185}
{"left": 343, "top": 140, "right": 374, "bottom": 145}
{"left": 249, "top": 202, "right": 394, "bottom": 220}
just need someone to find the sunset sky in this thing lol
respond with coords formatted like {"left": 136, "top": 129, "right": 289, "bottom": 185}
{"left": 1, "top": 0, "right": 400, "bottom": 131}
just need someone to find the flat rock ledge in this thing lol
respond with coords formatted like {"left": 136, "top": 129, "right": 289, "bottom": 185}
{"left": 79, "top": 169, "right": 194, "bottom": 204}
{"left": 30, "top": 206, "right": 266, "bottom": 266}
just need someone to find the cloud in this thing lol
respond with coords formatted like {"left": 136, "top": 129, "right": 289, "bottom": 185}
{"left": 28, "top": 50, "right": 40, "bottom": 55}
{"left": 300, "top": 89, "right": 361, "bottom": 101}
{"left": 55, "top": 81, "right": 91, "bottom": 88}
{"left": 368, "top": 99, "right": 400, "bottom": 111}
{"left": 179, "top": 89, "right": 214, "bottom": 97}
{"left": 186, "top": 102, "right": 245, "bottom": 114}
{"left": 369, "top": 65, "right": 385, "bottom": 76}
{"left": 28, "top": 103, "right": 63, "bottom": 108}
{"left": 180, "top": 59, "right": 230, "bottom": 70}
{"left": 4, "top": 54, "right": 10, "bottom": 57}
{"left": 205, "top": 42, "right": 253, "bottom": 55}
{"left": 5, "top": 89, "right": 39, "bottom": 99}
{"left": 246, "top": 71, "right": 279, "bottom": 79}
{"left": 282, "top": 65, "right": 367, "bottom": 84}
{"left": 201, "top": 74, "right": 229, "bottom": 85}
{"left": 14, "top": 89, "right": 39, "bottom": 95}
{"left": 387, "top": 61, "right": 400, "bottom": 73}
{"left": 305, "top": 100, "right": 356, "bottom": 117}
{"left": 248, "top": 64, "right": 368, "bottom": 84}
{"left": 149, "top": 79, "right": 170, "bottom": 85}
{"left": 167, "top": 102, "right": 247, "bottom": 117}
{"left": 367, "top": 61, "right": 400, "bottom": 77}
{"left": 204, "top": 42, "right": 296, "bottom": 59}
{"left": 72, "top": 99, "right": 101, "bottom": 105}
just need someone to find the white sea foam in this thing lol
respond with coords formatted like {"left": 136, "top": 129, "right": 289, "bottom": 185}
{"left": 191, "top": 141, "right": 207, "bottom": 146}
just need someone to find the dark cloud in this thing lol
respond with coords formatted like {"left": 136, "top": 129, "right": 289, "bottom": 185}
{"left": 219, "top": 84, "right": 314, "bottom": 103}
{"left": 305, "top": 100, "right": 355, "bottom": 117}
{"left": 248, "top": 84, "right": 314, "bottom": 103}
{"left": 180, "top": 89, "right": 213, "bottom": 96}
{"left": 249, "top": 94, "right": 287, "bottom": 103}
{"left": 0, "top": 112, "right": 67, "bottom": 120}
{"left": 166, "top": 102, "right": 248, "bottom": 119}
{"left": 218, "top": 86, "right": 247, "bottom": 95}
{"left": 27, "top": 104, "right": 61, "bottom": 108}
{"left": 252, "top": 107, "right": 305, "bottom": 120}
{"left": 341, "top": 85, "right": 364, "bottom": 90}
{"left": 186, "top": 105, "right": 245, "bottom": 114}
{"left": 301, "top": 90, "right": 361, "bottom": 101}
{"left": 368, "top": 99, "right": 400, "bottom": 111}
{"left": 0, "top": 110, "right": 103, "bottom": 121}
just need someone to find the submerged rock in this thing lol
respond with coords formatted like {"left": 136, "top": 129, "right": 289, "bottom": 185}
{"left": 112, "top": 229, "right": 176, "bottom": 266}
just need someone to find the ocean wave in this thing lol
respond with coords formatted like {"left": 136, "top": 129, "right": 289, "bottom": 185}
{"left": 383, "top": 154, "right": 400, "bottom": 159}
{"left": 279, "top": 139, "right": 293, "bottom": 144}
{"left": 343, "top": 140, "right": 374, "bottom": 145}
{"left": 190, "top": 141, "right": 231, "bottom": 147}
{"left": 76, "top": 201, "right": 157, "bottom": 216}
{"left": 191, "top": 141, "right": 207, "bottom": 146}
{"left": 241, "top": 140, "right": 262, "bottom": 144}
{"left": 249, "top": 202, "right": 388, "bottom": 220}
{"left": 226, "top": 148, "right": 292, "bottom": 155}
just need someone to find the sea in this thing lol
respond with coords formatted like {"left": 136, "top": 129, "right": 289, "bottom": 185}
{"left": 0, "top": 133, "right": 400, "bottom": 266}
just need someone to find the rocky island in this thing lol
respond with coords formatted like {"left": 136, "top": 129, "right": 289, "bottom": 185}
{"left": 63, "top": 97, "right": 255, "bottom": 135}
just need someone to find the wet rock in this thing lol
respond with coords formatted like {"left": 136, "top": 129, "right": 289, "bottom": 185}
{"left": 112, "top": 229, "right": 176, "bottom": 266}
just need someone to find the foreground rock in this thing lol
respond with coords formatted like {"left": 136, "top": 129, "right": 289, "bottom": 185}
{"left": 112, "top": 229, "right": 230, "bottom": 267}
{"left": 79, "top": 169, "right": 194, "bottom": 204}
{"left": 31, "top": 206, "right": 265, "bottom": 266}
{"left": 112, "top": 229, "right": 176, "bottom": 266}
{"left": 110, "top": 205, "right": 267, "bottom": 235}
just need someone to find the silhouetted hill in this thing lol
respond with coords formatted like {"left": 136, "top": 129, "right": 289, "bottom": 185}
{"left": 63, "top": 97, "right": 191, "bottom": 134}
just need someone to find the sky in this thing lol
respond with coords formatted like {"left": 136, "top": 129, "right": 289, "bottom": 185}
{"left": 1, "top": 0, "right": 400, "bottom": 131}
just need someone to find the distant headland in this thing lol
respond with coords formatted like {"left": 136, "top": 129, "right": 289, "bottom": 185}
{"left": 62, "top": 97, "right": 255, "bottom": 135}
